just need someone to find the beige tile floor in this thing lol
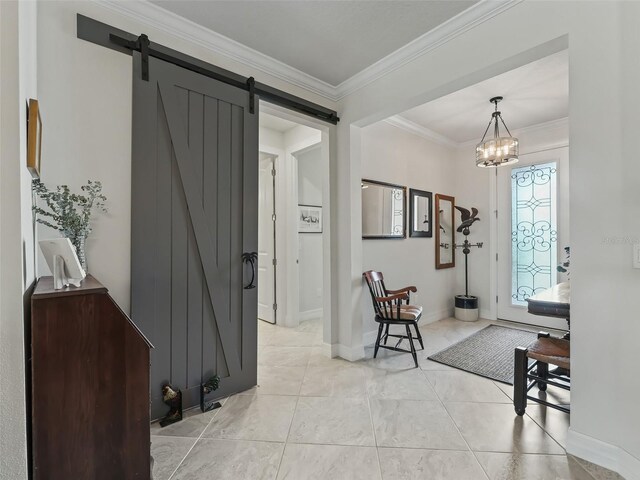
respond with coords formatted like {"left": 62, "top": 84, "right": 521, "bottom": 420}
{"left": 151, "top": 317, "right": 623, "bottom": 480}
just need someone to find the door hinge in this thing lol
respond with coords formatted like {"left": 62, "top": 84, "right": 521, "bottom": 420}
{"left": 495, "top": 209, "right": 498, "bottom": 219}
{"left": 273, "top": 303, "right": 278, "bottom": 311}
{"left": 272, "top": 213, "right": 276, "bottom": 222}
{"left": 496, "top": 253, "right": 498, "bottom": 261}
{"left": 496, "top": 295, "right": 499, "bottom": 303}
{"left": 272, "top": 258, "right": 277, "bottom": 266}
{"left": 271, "top": 168, "right": 276, "bottom": 177}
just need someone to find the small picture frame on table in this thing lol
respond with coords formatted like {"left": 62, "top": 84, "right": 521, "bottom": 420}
{"left": 298, "top": 205, "right": 322, "bottom": 233}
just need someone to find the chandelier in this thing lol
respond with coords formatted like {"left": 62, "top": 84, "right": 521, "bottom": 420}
{"left": 475, "top": 96, "right": 519, "bottom": 168}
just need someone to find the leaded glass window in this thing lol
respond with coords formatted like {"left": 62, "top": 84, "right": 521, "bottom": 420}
{"left": 511, "top": 162, "right": 557, "bottom": 305}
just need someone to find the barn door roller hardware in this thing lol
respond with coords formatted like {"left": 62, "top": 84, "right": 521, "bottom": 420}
{"left": 79, "top": 15, "right": 339, "bottom": 124}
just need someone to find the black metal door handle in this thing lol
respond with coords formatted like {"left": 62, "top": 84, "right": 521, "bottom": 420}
{"left": 242, "top": 252, "right": 258, "bottom": 289}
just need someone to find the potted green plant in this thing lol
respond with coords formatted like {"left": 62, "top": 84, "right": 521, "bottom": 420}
{"left": 32, "top": 179, "right": 107, "bottom": 271}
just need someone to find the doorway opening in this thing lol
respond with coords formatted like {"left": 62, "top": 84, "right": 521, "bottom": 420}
{"left": 257, "top": 107, "right": 329, "bottom": 359}
{"left": 357, "top": 48, "right": 569, "bottom": 340}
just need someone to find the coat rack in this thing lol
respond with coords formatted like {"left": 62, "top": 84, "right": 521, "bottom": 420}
{"left": 453, "top": 206, "right": 483, "bottom": 321}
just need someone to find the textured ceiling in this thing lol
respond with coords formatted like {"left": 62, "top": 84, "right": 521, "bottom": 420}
{"left": 399, "top": 50, "right": 569, "bottom": 143}
{"left": 150, "top": 0, "right": 477, "bottom": 85}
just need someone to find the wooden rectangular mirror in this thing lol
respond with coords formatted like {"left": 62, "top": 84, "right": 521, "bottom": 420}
{"left": 409, "top": 188, "right": 432, "bottom": 237}
{"left": 435, "top": 194, "right": 455, "bottom": 269}
{"left": 361, "top": 179, "right": 406, "bottom": 239}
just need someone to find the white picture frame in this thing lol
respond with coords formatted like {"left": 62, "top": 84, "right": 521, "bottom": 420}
{"left": 298, "top": 204, "right": 322, "bottom": 233}
{"left": 39, "top": 238, "right": 86, "bottom": 288}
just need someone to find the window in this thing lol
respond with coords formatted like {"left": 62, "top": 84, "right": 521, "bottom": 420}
{"left": 511, "top": 162, "right": 558, "bottom": 305}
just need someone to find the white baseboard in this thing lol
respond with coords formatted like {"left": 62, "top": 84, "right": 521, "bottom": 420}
{"left": 480, "top": 308, "right": 494, "bottom": 320}
{"left": 321, "top": 341, "right": 365, "bottom": 362}
{"left": 299, "top": 308, "right": 323, "bottom": 322}
{"left": 322, "top": 342, "right": 335, "bottom": 358}
{"left": 362, "top": 307, "right": 453, "bottom": 347}
{"left": 423, "top": 307, "right": 455, "bottom": 324}
{"left": 363, "top": 329, "right": 379, "bottom": 347}
{"left": 337, "top": 343, "right": 365, "bottom": 361}
{"left": 567, "top": 428, "right": 640, "bottom": 480}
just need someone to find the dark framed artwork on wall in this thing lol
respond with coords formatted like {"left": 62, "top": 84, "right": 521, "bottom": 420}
{"left": 27, "top": 98, "right": 42, "bottom": 179}
{"left": 298, "top": 204, "right": 322, "bottom": 233}
{"left": 409, "top": 188, "right": 433, "bottom": 237}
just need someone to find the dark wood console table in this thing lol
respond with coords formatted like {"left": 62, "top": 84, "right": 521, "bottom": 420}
{"left": 30, "top": 275, "right": 153, "bottom": 479}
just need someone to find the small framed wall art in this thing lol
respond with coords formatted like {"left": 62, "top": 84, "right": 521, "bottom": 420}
{"left": 298, "top": 204, "right": 322, "bottom": 233}
{"left": 27, "top": 98, "right": 43, "bottom": 179}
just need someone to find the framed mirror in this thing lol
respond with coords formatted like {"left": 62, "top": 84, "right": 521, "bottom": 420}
{"left": 362, "top": 179, "right": 406, "bottom": 239}
{"left": 409, "top": 188, "right": 433, "bottom": 237}
{"left": 435, "top": 193, "right": 455, "bottom": 269}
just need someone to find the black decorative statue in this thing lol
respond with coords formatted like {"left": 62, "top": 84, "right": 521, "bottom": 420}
{"left": 453, "top": 206, "right": 483, "bottom": 322}
{"left": 200, "top": 375, "right": 222, "bottom": 413}
{"left": 159, "top": 384, "right": 183, "bottom": 427}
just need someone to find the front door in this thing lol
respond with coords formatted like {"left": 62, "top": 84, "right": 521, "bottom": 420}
{"left": 496, "top": 147, "right": 569, "bottom": 330}
{"left": 131, "top": 53, "right": 258, "bottom": 418}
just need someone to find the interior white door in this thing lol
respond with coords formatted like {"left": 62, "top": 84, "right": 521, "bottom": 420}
{"left": 258, "top": 154, "right": 276, "bottom": 323}
{"left": 497, "top": 147, "right": 569, "bottom": 330}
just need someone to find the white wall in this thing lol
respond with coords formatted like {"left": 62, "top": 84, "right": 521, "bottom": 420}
{"left": 36, "top": 1, "right": 337, "bottom": 314}
{"left": 0, "top": 1, "right": 37, "bottom": 477}
{"left": 360, "top": 121, "right": 457, "bottom": 342}
{"left": 334, "top": 1, "right": 640, "bottom": 476}
{"left": 296, "top": 145, "right": 323, "bottom": 317}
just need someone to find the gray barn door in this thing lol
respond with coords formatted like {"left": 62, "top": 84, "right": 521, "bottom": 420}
{"left": 131, "top": 53, "right": 258, "bottom": 419}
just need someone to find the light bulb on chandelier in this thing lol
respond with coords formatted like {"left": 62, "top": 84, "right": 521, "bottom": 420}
{"left": 475, "top": 96, "right": 519, "bottom": 168}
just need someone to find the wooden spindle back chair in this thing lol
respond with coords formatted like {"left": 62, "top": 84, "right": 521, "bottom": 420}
{"left": 363, "top": 271, "right": 424, "bottom": 367}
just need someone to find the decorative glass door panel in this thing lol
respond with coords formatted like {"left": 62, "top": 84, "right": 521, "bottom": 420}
{"left": 511, "top": 162, "right": 558, "bottom": 305}
{"left": 497, "top": 147, "right": 569, "bottom": 330}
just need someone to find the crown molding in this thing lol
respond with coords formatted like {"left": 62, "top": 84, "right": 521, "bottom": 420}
{"left": 458, "top": 116, "right": 569, "bottom": 148}
{"left": 384, "top": 116, "right": 457, "bottom": 148}
{"left": 334, "top": 0, "right": 524, "bottom": 99}
{"left": 95, "top": 0, "right": 337, "bottom": 100}
{"left": 387, "top": 115, "right": 569, "bottom": 151}
{"left": 94, "top": 0, "right": 522, "bottom": 103}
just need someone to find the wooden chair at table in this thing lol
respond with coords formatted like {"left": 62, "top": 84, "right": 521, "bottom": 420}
{"left": 363, "top": 270, "right": 424, "bottom": 368}
{"left": 514, "top": 332, "right": 570, "bottom": 416}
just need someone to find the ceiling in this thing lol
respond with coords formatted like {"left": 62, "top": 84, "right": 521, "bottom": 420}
{"left": 150, "top": 0, "right": 477, "bottom": 86}
{"left": 398, "top": 50, "right": 569, "bottom": 144}
{"left": 260, "top": 112, "right": 298, "bottom": 132}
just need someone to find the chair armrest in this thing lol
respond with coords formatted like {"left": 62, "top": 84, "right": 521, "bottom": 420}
{"left": 375, "top": 292, "right": 409, "bottom": 304}
{"left": 386, "top": 286, "right": 417, "bottom": 295}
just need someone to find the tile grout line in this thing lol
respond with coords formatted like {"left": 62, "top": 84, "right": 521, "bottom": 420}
{"left": 272, "top": 339, "right": 312, "bottom": 479}
{"left": 570, "top": 455, "right": 606, "bottom": 480}
{"left": 166, "top": 396, "right": 228, "bottom": 480}
{"left": 419, "top": 367, "right": 491, "bottom": 480}
{"left": 364, "top": 388, "right": 384, "bottom": 480}
{"left": 524, "top": 408, "right": 570, "bottom": 455}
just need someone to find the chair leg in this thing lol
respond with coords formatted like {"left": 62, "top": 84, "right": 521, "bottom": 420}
{"left": 514, "top": 347, "right": 528, "bottom": 416}
{"left": 412, "top": 322, "right": 424, "bottom": 349}
{"left": 383, "top": 324, "right": 390, "bottom": 345}
{"left": 537, "top": 361, "right": 548, "bottom": 391}
{"left": 374, "top": 323, "right": 384, "bottom": 358}
{"left": 405, "top": 325, "right": 418, "bottom": 368}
